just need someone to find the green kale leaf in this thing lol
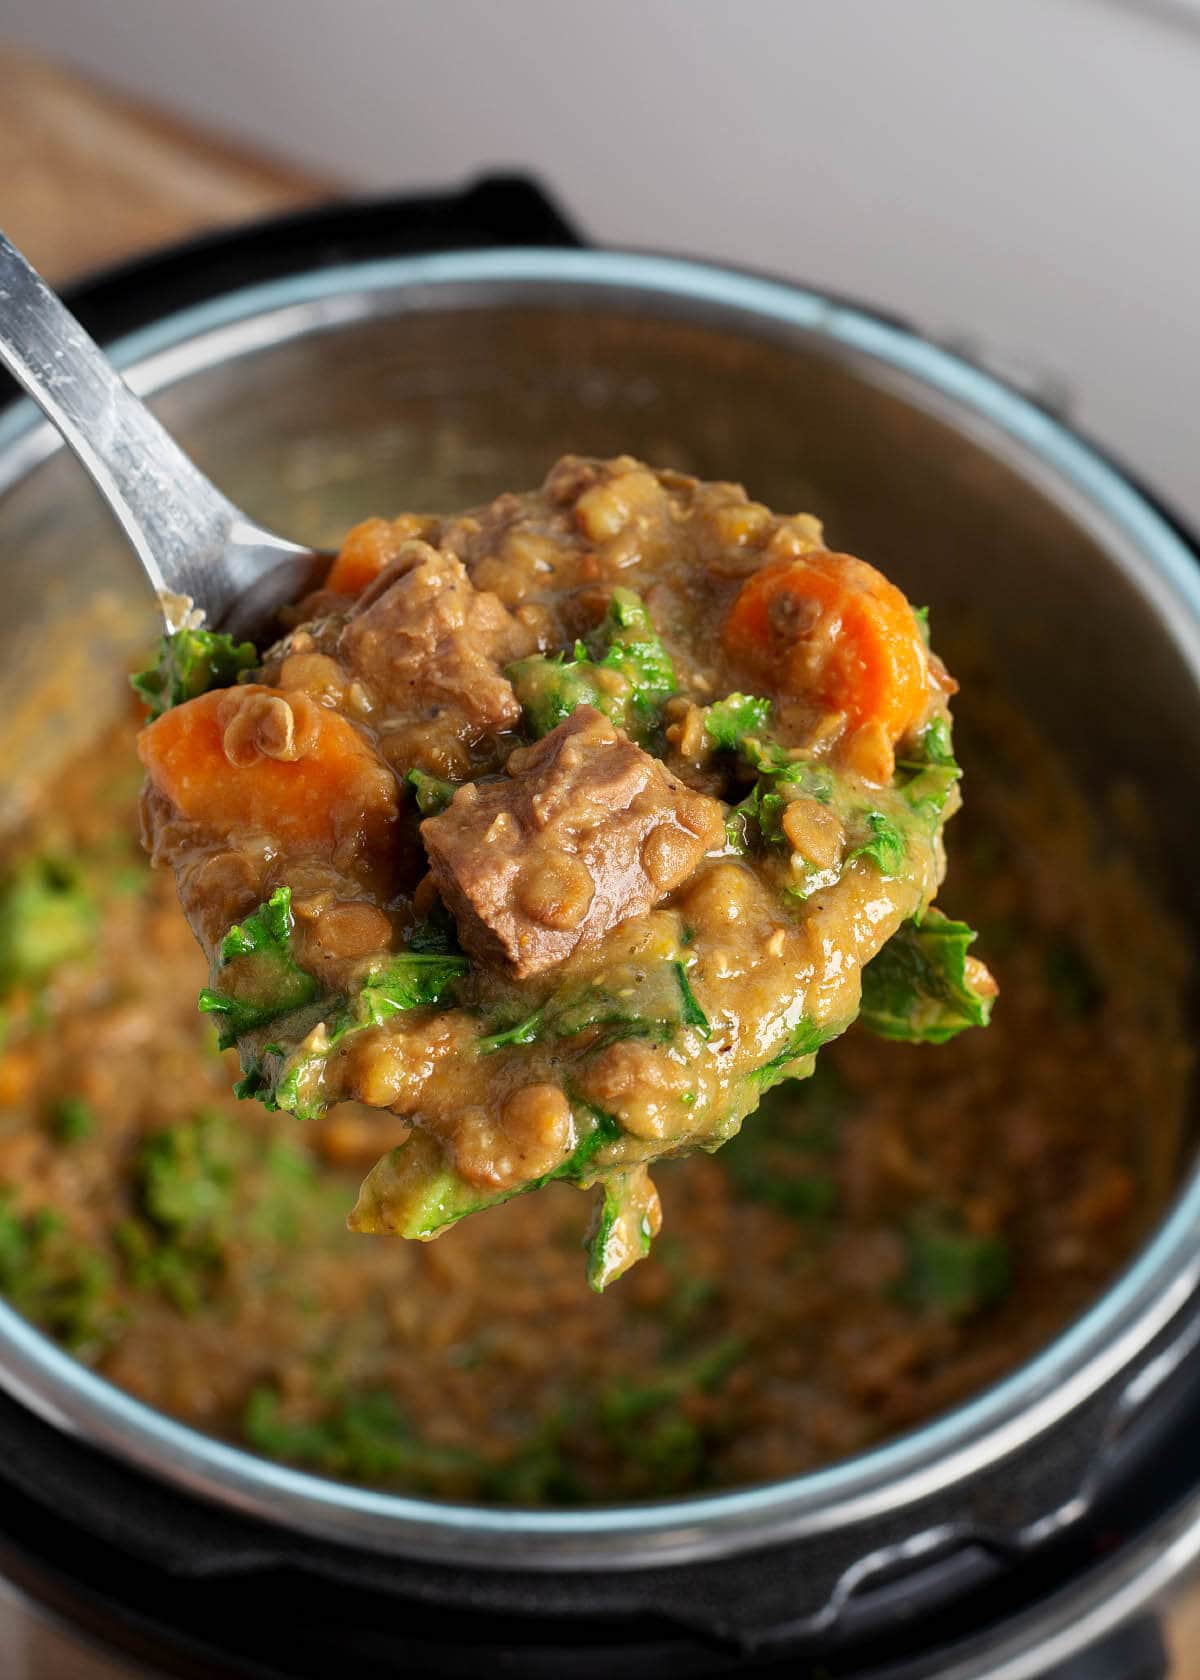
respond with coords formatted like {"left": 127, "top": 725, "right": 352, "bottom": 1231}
{"left": 589, "top": 587, "right": 677, "bottom": 722}
{"left": 131, "top": 627, "right": 258, "bottom": 719}
{"left": 0, "top": 857, "right": 96, "bottom": 996}
{"left": 702, "top": 692, "right": 772, "bottom": 751}
{"left": 859, "top": 908, "right": 996, "bottom": 1044}
{"left": 595, "top": 1337, "right": 744, "bottom": 1490}
{"left": 245, "top": 944, "right": 468, "bottom": 1121}
{"left": 406, "top": 768, "right": 458, "bottom": 816}
{"left": 242, "top": 1385, "right": 481, "bottom": 1492}
{"left": 897, "top": 716, "right": 961, "bottom": 823}
{"left": 505, "top": 653, "right": 605, "bottom": 738}
{"left": 900, "top": 1210, "right": 1010, "bottom": 1318}
{"left": 199, "top": 887, "right": 321, "bottom": 1048}
{"left": 672, "top": 961, "right": 710, "bottom": 1039}
{"left": 476, "top": 959, "right": 707, "bottom": 1058}
{"left": 349, "top": 1105, "right": 623, "bottom": 1248}
{"left": 360, "top": 953, "right": 466, "bottom": 1015}
{"left": 724, "top": 756, "right": 837, "bottom": 855}
{"left": 508, "top": 588, "right": 675, "bottom": 741}
{"left": 585, "top": 1167, "right": 659, "bottom": 1292}
{"left": 0, "top": 1193, "right": 118, "bottom": 1354}
{"left": 52, "top": 1095, "right": 95, "bottom": 1143}
{"left": 847, "top": 808, "right": 908, "bottom": 876}
{"left": 118, "top": 1111, "right": 243, "bottom": 1313}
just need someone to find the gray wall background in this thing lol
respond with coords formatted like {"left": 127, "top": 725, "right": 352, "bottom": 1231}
{"left": 7, "top": 0, "right": 1200, "bottom": 525}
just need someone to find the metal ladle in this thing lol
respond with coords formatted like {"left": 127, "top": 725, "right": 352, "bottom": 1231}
{"left": 0, "top": 230, "right": 328, "bottom": 641}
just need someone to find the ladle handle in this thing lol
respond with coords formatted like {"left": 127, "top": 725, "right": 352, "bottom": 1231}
{"left": 0, "top": 229, "right": 243, "bottom": 624}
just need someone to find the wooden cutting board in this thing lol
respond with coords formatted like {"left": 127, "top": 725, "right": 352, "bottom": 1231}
{"left": 1, "top": 42, "right": 1197, "bottom": 1677}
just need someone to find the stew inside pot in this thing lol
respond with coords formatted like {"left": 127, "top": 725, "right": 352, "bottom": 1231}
{"left": 0, "top": 619, "right": 1188, "bottom": 1501}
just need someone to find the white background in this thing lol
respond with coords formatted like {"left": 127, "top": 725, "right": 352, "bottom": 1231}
{"left": 6, "top": 0, "right": 1200, "bottom": 525}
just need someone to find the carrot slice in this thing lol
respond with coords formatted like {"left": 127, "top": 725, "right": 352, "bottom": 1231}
{"left": 723, "top": 551, "right": 930, "bottom": 777}
{"left": 324, "top": 515, "right": 435, "bottom": 597}
{"left": 137, "top": 687, "right": 398, "bottom": 856}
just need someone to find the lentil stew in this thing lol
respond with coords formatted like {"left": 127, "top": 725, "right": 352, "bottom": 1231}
{"left": 0, "top": 675, "right": 1186, "bottom": 1501}
{"left": 136, "top": 457, "right": 995, "bottom": 1288}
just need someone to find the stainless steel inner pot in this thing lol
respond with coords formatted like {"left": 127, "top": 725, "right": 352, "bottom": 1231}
{"left": 0, "top": 248, "right": 1198, "bottom": 1587}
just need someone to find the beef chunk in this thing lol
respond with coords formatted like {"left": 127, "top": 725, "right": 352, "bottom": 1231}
{"left": 339, "top": 541, "right": 527, "bottom": 738}
{"left": 421, "top": 706, "right": 725, "bottom": 977}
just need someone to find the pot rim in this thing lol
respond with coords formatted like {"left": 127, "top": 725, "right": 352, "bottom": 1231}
{"left": 1, "top": 244, "right": 1198, "bottom": 1571}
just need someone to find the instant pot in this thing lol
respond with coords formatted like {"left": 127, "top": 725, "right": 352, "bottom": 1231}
{"left": 1, "top": 178, "right": 1198, "bottom": 1680}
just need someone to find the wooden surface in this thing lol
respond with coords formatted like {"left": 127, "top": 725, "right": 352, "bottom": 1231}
{"left": 1, "top": 46, "right": 328, "bottom": 284}
{"left": 1, "top": 42, "right": 1197, "bottom": 1678}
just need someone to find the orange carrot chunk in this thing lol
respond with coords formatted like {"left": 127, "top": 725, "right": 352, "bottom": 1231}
{"left": 324, "top": 515, "right": 435, "bottom": 597}
{"left": 722, "top": 551, "right": 931, "bottom": 779}
{"left": 137, "top": 686, "right": 398, "bottom": 857}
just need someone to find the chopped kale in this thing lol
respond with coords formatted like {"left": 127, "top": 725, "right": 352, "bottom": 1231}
{"left": 748, "top": 1016, "right": 841, "bottom": 1092}
{"left": 198, "top": 887, "right": 321, "bottom": 1048}
{"left": 847, "top": 808, "right": 908, "bottom": 876}
{"left": 506, "top": 653, "right": 604, "bottom": 738}
{"left": 0, "top": 857, "right": 96, "bottom": 996}
{"left": 240, "top": 1336, "right": 745, "bottom": 1501}
{"left": 922, "top": 715, "right": 956, "bottom": 766}
{"left": 257, "top": 947, "right": 467, "bottom": 1121}
{"left": 137, "top": 1112, "right": 240, "bottom": 1248}
{"left": 242, "top": 1386, "right": 480, "bottom": 1492}
{"left": 242, "top": 1385, "right": 343, "bottom": 1464}
{"left": 350, "top": 1106, "right": 623, "bottom": 1248}
{"left": 0, "top": 1193, "right": 117, "bottom": 1354}
{"left": 508, "top": 588, "right": 676, "bottom": 742}
{"left": 476, "top": 1009, "right": 546, "bottom": 1054}
{"left": 131, "top": 626, "right": 257, "bottom": 719}
{"left": 860, "top": 909, "right": 996, "bottom": 1044}
{"left": 246, "top": 1138, "right": 331, "bottom": 1246}
{"left": 724, "top": 780, "right": 790, "bottom": 853}
{"left": 480, "top": 1415, "right": 586, "bottom": 1505}
{"left": 900, "top": 1212, "right": 1010, "bottom": 1318}
{"left": 585, "top": 1167, "right": 658, "bottom": 1292}
{"left": 897, "top": 716, "right": 961, "bottom": 823}
{"left": 703, "top": 692, "right": 772, "bottom": 751}
{"left": 118, "top": 1111, "right": 242, "bottom": 1312}
{"left": 115, "top": 1219, "right": 206, "bottom": 1316}
{"left": 724, "top": 788, "right": 760, "bottom": 854}
{"left": 477, "top": 960, "right": 707, "bottom": 1060}
{"left": 741, "top": 741, "right": 837, "bottom": 801}
{"left": 590, "top": 588, "right": 677, "bottom": 720}
{"left": 350, "top": 1130, "right": 516, "bottom": 1238}
{"left": 353, "top": 952, "right": 469, "bottom": 1019}
{"left": 725, "top": 753, "right": 845, "bottom": 862}
{"left": 601, "top": 1337, "right": 744, "bottom": 1426}
{"left": 672, "top": 961, "right": 711, "bottom": 1039}
{"left": 406, "top": 768, "right": 458, "bottom": 816}
{"left": 597, "top": 1338, "right": 744, "bottom": 1490}
{"left": 52, "top": 1095, "right": 95, "bottom": 1143}
{"left": 217, "top": 886, "right": 294, "bottom": 965}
